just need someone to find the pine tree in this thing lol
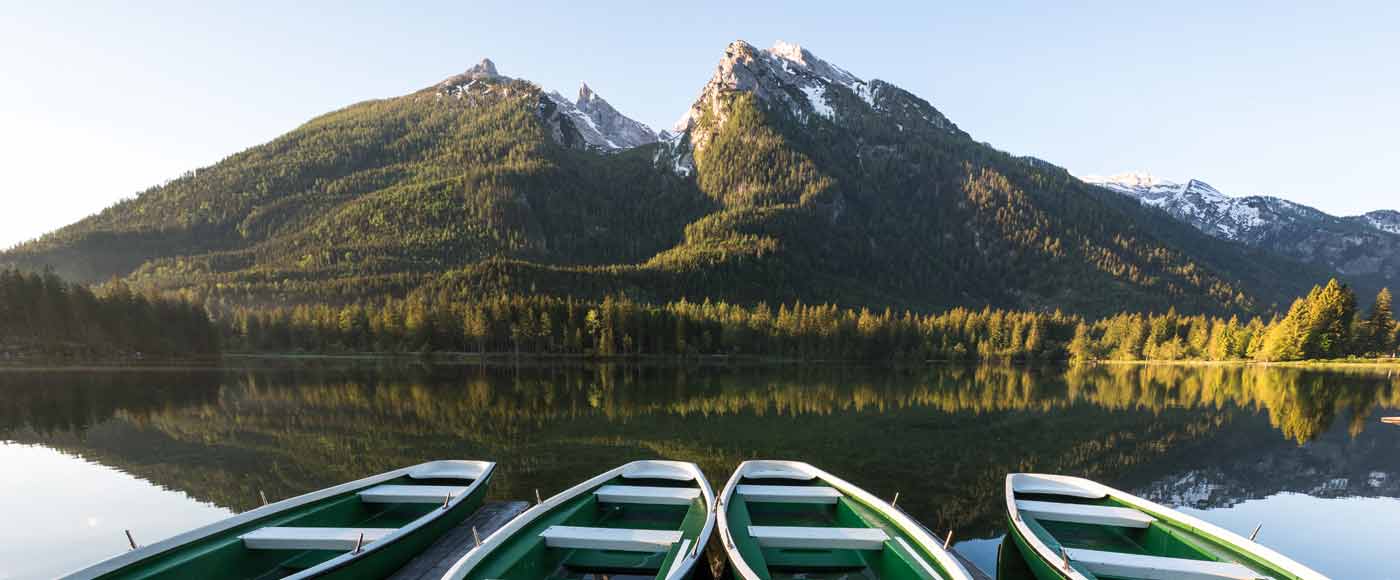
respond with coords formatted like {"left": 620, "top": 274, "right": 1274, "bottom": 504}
{"left": 1365, "top": 288, "right": 1395, "bottom": 355}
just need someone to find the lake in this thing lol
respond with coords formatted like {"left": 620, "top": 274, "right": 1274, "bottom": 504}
{"left": 1, "top": 361, "right": 1397, "bottom": 579}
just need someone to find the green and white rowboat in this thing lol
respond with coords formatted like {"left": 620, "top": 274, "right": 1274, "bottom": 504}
{"left": 1004, "top": 473, "right": 1329, "bottom": 580}
{"left": 443, "top": 460, "right": 716, "bottom": 580}
{"left": 718, "top": 460, "right": 974, "bottom": 580}
{"left": 62, "top": 460, "right": 496, "bottom": 580}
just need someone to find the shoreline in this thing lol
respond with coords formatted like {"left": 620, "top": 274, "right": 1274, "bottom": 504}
{"left": 3, "top": 350, "right": 1398, "bottom": 370}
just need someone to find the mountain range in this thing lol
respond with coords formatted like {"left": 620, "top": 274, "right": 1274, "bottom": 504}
{"left": 1, "top": 41, "right": 1347, "bottom": 315}
{"left": 1085, "top": 172, "right": 1399, "bottom": 295}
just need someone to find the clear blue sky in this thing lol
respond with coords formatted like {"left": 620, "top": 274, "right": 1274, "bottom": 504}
{"left": 4, "top": 1, "right": 1397, "bottom": 249}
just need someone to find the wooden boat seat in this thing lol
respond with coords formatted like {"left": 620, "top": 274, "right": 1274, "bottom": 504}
{"left": 594, "top": 485, "right": 701, "bottom": 505}
{"left": 747, "top": 525, "right": 889, "bottom": 550}
{"left": 1016, "top": 500, "right": 1156, "bottom": 528}
{"left": 540, "top": 525, "right": 683, "bottom": 552}
{"left": 357, "top": 484, "right": 468, "bottom": 504}
{"left": 1064, "top": 547, "right": 1262, "bottom": 580}
{"left": 240, "top": 526, "right": 396, "bottom": 550}
{"left": 1011, "top": 475, "right": 1108, "bottom": 499}
{"left": 736, "top": 484, "right": 842, "bottom": 504}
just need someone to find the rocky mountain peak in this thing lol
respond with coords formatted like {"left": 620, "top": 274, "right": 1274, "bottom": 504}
{"left": 577, "top": 82, "right": 597, "bottom": 104}
{"left": 468, "top": 58, "right": 499, "bottom": 79}
{"left": 669, "top": 39, "right": 960, "bottom": 166}
{"left": 436, "top": 58, "right": 511, "bottom": 97}
{"left": 540, "top": 83, "right": 657, "bottom": 152}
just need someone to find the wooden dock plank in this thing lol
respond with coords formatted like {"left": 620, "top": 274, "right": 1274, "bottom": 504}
{"left": 389, "top": 500, "right": 529, "bottom": 580}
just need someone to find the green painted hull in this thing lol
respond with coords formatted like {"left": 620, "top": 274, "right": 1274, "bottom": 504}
{"left": 1005, "top": 474, "right": 1322, "bottom": 580}
{"left": 451, "top": 461, "right": 713, "bottom": 580}
{"left": 720, "top": 462, "right": 967, "bottom": 580}
{"left": 69, "top": 463, "right": 493, "bottom": 580}
{"left": 1003, "top": 517, "right": 1068, "bottom": 580}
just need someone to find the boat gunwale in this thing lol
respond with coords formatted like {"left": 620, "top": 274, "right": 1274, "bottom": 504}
{"left": 717, "top": 459, "right": 974, "bottom": 580}
{"left": 441, "top": 459, "right": 716, "bottom": 580}
{"left": 60, "top": 459, "right": 496, "bottom": 580}
{"left": 1003, "top": 473, "right": 1329, "bottom": 580}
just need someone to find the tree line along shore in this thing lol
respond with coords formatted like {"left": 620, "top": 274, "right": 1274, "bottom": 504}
{"left": 2, "top": 267, "right": 1395, "bottom": 364}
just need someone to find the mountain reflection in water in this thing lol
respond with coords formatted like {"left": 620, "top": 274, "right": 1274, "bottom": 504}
{"left": 1, "top": 362, "right": 1397, "bottom": 577}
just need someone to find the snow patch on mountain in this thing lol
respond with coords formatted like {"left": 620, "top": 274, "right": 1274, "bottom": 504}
{"left": 1084, "top": 172, "right": 1271, "bottom": 240}
{"left": 436, "top": 60, "right": 656, "bottom": 152}
{"left": 1362, "top": 210, "right": 1400, "bottom": 235}
{"left": 544, "top": 83, "right": 658, "bottom": 151}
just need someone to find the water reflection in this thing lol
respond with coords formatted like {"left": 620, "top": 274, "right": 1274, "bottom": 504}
{"left": 1, "top": 363, "right": 1397, "bottom": 578}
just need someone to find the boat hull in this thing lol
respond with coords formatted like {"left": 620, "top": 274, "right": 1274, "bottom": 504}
{"left": 1003, "top": 515, "right": 1069, "bottom": 580}
{"left": 445, "top": 460, "right": 715, "bottom": 580}
{"left": 64, "top": 460, "right": 495, "bottom": 580}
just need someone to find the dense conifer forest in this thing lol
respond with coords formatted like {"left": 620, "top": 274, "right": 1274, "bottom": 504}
{"left": 1, "top": 266, "right": 1391, "bottom": 363}
{"left": 0, "top": 268, "right": 218, "bottom": 358}
{"left": 221, "top": 279, "right": 1395, "bottom": 363}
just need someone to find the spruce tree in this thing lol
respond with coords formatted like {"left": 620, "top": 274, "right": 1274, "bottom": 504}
{"left": 1365, "top": 288, "right": 1395, "bottom": 355}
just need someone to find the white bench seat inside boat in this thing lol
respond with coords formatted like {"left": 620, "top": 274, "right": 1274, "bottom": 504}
{"left": 1016, "top": 500, "right": 1156, "bottom": 528}
{"left": 620, "top": 463, "right": 695, "bottom": 481}
{"left": 1064, "top": 548, "right": 1261, "bottom": 580}
{"left": 357, "top": 484, "right": 468, "bottom": 503}
{"left": 407, "top": 460, "right": 489, "bottom": 480}
{"left": 1011, "top": 476, "right": 1108, "bottom": 499}
{"left": 240, "top": 526, "right": 396, "bottom": 550}
{"left": 748, "top": 526, "right": 889, "bottom": 550}
{"left": 737, "top": 484, "right": 842, "bottom": 504}
{"left": 540, "top": 525, "right": 683, "bottom": 552}
{"left": 595, "top": 485, "right": 701, "bottom": 505}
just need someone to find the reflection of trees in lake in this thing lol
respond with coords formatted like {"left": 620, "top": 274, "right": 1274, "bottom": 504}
{"left": 2, "top": 363, "right": 1397, "bottom": 538}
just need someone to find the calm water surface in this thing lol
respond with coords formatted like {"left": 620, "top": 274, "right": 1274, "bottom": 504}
{"left": 1, "top": 362, "right": 1398, "bottom": 579}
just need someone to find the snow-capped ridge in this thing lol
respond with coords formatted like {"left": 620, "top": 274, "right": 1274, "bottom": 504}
{"left": 432, "top": 59, "right": 655, "bottom": 152}
{"left": 669, "top": 38, "right": 960, "bottom": 171}
{"left": 544, "top": 83, "right": 658, "bottom": 151}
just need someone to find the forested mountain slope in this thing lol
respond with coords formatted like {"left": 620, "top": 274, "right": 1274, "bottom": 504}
{"left": 1, "top": 43, "right": 1334, "bottom": 316}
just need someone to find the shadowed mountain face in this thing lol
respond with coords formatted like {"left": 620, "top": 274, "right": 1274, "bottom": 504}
{"left": 4, "top": 363, "right": 1397, "bottom": 539}
{"left": 1, "top": 42, "right": 1336, "bottom": 315}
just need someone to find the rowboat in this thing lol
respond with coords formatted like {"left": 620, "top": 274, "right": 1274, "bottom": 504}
{"left": 443, "top": 460, "right": 716, "bottom": 580}
{"left": 718, "top": 460, "right": 974, "bottom": 579}
{"left": 63, "top": 460, "right": 496, "bottom": 580}
{"left": 1004, "top": 473, "right": 1328, "bottom": 580}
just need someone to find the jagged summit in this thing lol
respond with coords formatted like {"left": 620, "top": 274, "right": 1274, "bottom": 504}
{"left": 671, "top": 39, "right": 960, "bottom": 163}
{"left": 544, "top": 83, "right": 658, "bottom": 151}
{"left": 467, "top": 58, "right": 499, "bottom": 79}
{"left": 432, "top": 60, "right": 656, "bottom": 152}
{"left": 438, "top": 58, "right": 507, "bottom": 89}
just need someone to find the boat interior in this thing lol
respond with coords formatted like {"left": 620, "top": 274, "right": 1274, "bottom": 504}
{"left": 113, "top": 461, "right": 487, "bottom": 579}
{"left": 725, "top": 463, "right": 946, "bottom": 580}
{"left": 468, "top": 463, "right": 708, "bottom": 580}
{"left": 1009, "top": 475, "right": 1272, "bottom": 580}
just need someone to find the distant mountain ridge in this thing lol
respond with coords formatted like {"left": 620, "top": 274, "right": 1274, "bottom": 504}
{"left": 1085, "top": 171, "right": 1400, "bottom": 292}
{"left": 0, "top": 41, "right": 1337, "bottom": 316}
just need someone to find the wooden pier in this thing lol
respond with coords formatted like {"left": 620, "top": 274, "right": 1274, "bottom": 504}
{"left": 389, "top": 501, "right": 530, "bottom": 580}
{"left": 389, "top": 500, "right": 992, "bottom": 580}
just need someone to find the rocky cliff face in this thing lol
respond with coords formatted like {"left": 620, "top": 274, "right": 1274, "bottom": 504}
{"left": 436, "top": 59, "right": 656, "bottom": 152}
{"left": 1086, "top": 172, "right": 1400, "bottom": 290}
{"left": 666, "top": 40, "right": 962, "bottom": 175}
